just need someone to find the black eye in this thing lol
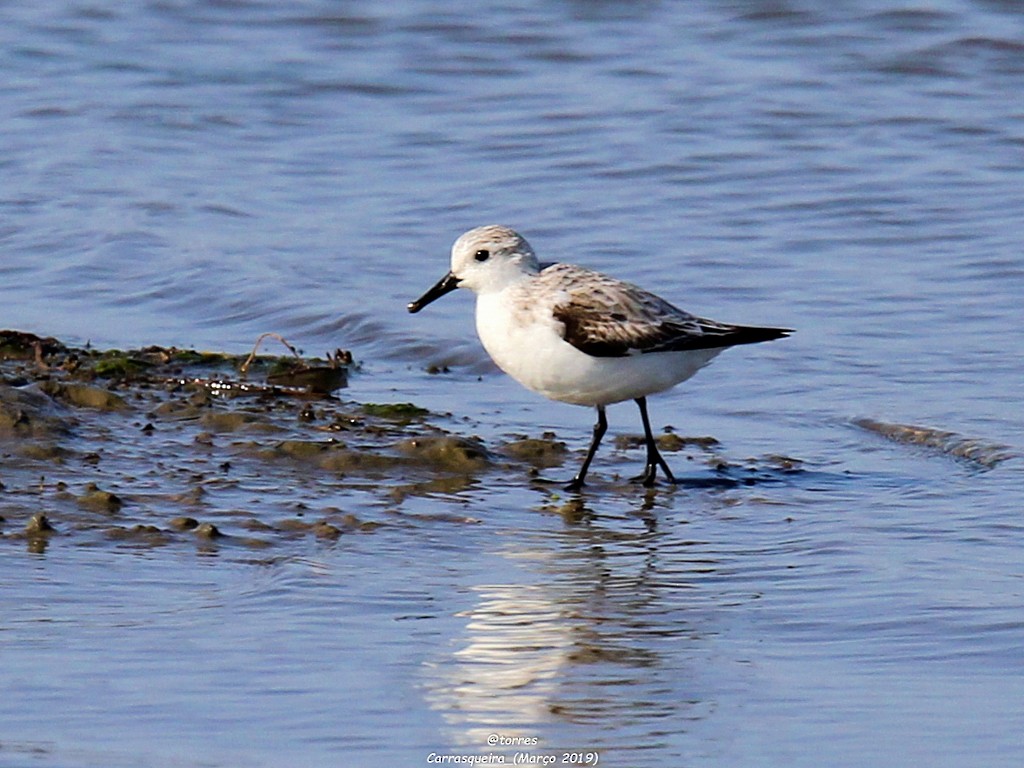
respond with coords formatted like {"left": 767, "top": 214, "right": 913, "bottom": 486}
{"left": 474, "top": 249, "right": 490, "bottom": 262}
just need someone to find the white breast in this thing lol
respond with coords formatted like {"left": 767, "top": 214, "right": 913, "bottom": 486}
{"left": 474, "top": 289, "right": 721, "bottom": 407}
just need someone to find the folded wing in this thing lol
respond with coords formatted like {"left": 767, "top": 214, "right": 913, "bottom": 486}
{"left": 544, "top": 265, "right": 791, "bottom": 358}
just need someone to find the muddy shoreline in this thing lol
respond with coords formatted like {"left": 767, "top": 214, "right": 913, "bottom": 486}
{"left": 0, "top": 329, "right": 596, "bottom": 552}
{"left": 3, "top": 329, "right": 1013, "bottom": 555}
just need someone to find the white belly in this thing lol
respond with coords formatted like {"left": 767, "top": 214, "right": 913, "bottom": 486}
{"left": 475, "top": 292, "right": 721, "bottom": 407}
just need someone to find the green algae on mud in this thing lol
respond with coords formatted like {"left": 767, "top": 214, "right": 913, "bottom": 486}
{"left": 360, "top": 402, "right": 430, "bottom": 422}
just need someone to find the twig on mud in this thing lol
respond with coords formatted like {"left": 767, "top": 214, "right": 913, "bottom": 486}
{"left": 240, "top": 333, "right": 302, "bottom": 374}
{"left": 33, "top": 341, "right": 51, "bottom": 371}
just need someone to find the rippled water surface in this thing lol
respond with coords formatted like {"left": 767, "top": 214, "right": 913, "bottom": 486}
{"left": 2, "top": 1, "right": 1023, "bottom": 766}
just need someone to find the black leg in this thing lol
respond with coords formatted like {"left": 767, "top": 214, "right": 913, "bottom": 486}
{"left": 631, "top": 397, "right": 676, "bottom": 486}
{"left": 566, "top": 406, "right": 607, "bottom": 491}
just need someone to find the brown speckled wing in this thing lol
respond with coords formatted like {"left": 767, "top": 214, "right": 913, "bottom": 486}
{"left": 542, "top": 264, "right": 791, "bottom": 358}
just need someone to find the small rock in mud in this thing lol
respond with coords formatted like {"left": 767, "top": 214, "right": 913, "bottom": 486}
{"left": 187, "top": 390, "right": 213, "bottom": 408}
{"left": 238, "top": 518, "right": 275, "bottom": 533}
{"left": 275, "top": 440, "right": 335, "bottom": 460}
{"left": 169, "top": 516, "right": 199, "bottom": 531}
{"left": 276, "top": 517, "right": 315, "bottom": 532}
{"left": 38, "top": 381, "right": 129, "bottom": 412}
{"left": 152, "top": 390, "right": 216, "bottom": 421}
{"left": 238, "top": 536, "right": 274, "bottom": 549}
{"left": 105, "top": 525, "right": 169, "bottom": 546}
{"left": 337, "top": 513, "right": 378, "bottom": 532}
{"left": 16, "top": 442, "right": 68, "bottom": 462}
{"left": 312, "top": 521, "right": 343, "bottom": 539}
{"left": 388, "top": 475, "right": 478, "bottom": 502}
{"left": 317, "top": 447, "right": 409, "bottom": 473}
{"left": 763, "top": 454, "right": 804, "bottom": 472}
{"left": 194, "top": 522, "right": 223, "bottom": 539}
{"left": 76, "top": 483, "right": 123, "bottom": 513}
{"left": 662, "top": 433, "right": 719, "bottom": 451}
{"left": 501, "top": 437, "right": 568, "bottom": 468}
{"left": 151, "top": 398, "right": 205, "bottom": 421}
{"left": 170, "top": 486, "right": 205, "bottom": 505}
{"left": 0, "top": 384, "right": 72, "bottom": 439}
{"left": 200, "top": 410, "right": 281, "bottom": 434}
{"left": 0, "top": 330, "right": 66, "bottom": 361}
{"left": 395, "top": 435, "right": 491, "bottom": 472}
{"left": 258, "top": 439, "right": 404, "bottom": 474}
{"left": 25, "top": 512, "right": 56, "bottom": 535}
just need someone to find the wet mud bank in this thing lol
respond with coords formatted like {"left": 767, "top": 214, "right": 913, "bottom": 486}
{"left": 1, "top": 330, "right": 820, "bottom": 552}
{"left": 0, "top": 330, "right": 577, "bottom": 552}
{"left": 4, "top": 330, "right": 1013, "bottom": 555}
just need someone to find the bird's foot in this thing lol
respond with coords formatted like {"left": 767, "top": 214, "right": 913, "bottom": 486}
{"left": 531, "top": 475, "right": 584, "bottom": 491}
{"left": 628, "top": 465, "right": 658, "bottom": 487}
{"left": 629, "top": 463, "right": 677, "bottom": 487}
{"left": 563, "top": 477, "right": 587, "bottom": 493}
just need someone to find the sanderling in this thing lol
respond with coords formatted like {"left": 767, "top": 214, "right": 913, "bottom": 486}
{"left": 409, "top": 225, "right": 791, "bottom": 490}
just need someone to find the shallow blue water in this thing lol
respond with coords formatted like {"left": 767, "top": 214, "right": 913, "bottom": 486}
{"left": 2, "top": 1, "right": 1023, "bottom": 766}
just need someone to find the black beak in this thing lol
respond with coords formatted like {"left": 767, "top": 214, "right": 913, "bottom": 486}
{"left": 408, "top": 272, "right": 461, "bottom": 313}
